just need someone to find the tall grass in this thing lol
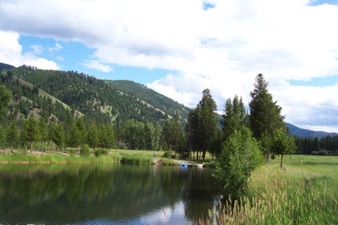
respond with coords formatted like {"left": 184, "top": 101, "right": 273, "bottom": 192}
{"left": 201, "top": 155, "right": 338, "bottom": 225}
{"left": 0, "top": 149, "right": 167, "bottom": 165}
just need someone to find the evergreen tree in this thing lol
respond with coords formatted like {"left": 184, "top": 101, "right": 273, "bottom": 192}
{"left": 185, "top": 89, "right": 218, "bottom": 160}
{"left": 144, "top": 122, "right": 155, "bottom": 150}
{"left": 185, "top": 106, "right": 202, "bottom": 159}
{"left": 162, "top": 111, "right": 185, "bottom": 155}
{"left": 222, "top": 95, "right": 248, "bottom": 141}
{"left": 22, "top": 116, "right": 40, "bottom": 150}
{"left": 249, "top": 74, "right": 285, "bottom": 162}
{"left": 0, "top": 125, "right": 6, "bottom": 148}
{"left": 67, "top": 120, "right": 82, "bottom": 148}
{"left": 153, "top": 122, "right": 162, "bottom": 150}
{"left": 88, "top": 124, "right": 99, "bottom": 149}
{"left": 98, "top": 124, "right": 115, "bottom": 149}
{"left": 38, "top": 118, "right": 49, "bottom": 150}
{"left": 6, "top": 121, "right": 19, "bottom": 149}
{"left": 49, "top": 122, "right": 65, "bottom": 150}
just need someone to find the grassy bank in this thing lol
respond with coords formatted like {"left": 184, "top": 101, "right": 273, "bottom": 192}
{"left": 202, "top": 155, "right": 338, "bottom": 225}
{"left": 0, "top": 149, "right": 182, "bottom": 165}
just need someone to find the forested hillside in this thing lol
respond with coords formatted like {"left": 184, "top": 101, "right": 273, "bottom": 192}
{"left": 108, "top": 80, "right": 190, "bottom": 120}
{"left": 1, "top": 65, "right": 187, "bottom": 125}
{"left": 0, "top": 64, "right": 191, "bottom": 152}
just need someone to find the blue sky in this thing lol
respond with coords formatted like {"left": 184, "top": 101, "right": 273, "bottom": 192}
{"left": 1, "top": 0, "right": 338, "bottom": 132}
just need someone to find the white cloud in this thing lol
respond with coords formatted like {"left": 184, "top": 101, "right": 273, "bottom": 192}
{"left": 1, "top": 0, "right": 338, "bottom": 132}
{"left": 82, "top": 60, "right": 113, "bottom": 73}
{"left": 48, "top": 43, "right": 63, "bottom": 52}
{"left": 0, "top": 31, "right": 58, "bottom": 70}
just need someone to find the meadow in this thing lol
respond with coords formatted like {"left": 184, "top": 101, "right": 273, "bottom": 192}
{"left": 201, "top": 155, "right": 338, "bottom": 225}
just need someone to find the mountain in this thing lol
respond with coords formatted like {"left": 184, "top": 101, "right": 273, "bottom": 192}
{"left": 0, "top": 62, "right": 15, "bottom": 71}
{"left": 286, "top": 123, "right": 338, "bottom": 138}
{"left": 0, "top": 64, "right": 190, "bottom": 125}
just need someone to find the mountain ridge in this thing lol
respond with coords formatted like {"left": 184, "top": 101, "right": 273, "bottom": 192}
{"left": 0, "top": 62, "right": 337, "bottom": 138}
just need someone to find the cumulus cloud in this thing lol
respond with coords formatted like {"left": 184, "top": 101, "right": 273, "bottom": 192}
{"left": 82, "top": 60, "right": 113, "bottom": 73}
{"left": 0, "top": 31, "right": 58, "bottom": 69}
{"left": 1, "top": 0, "right": 338, "bottom": 131}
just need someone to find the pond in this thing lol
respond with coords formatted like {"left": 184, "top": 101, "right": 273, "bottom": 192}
{"left": 0, "top": 164, "right": 220, "bottom": 224}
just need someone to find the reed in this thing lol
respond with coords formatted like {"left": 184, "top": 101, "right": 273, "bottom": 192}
{"left": 200, "top": 155, "right": 338, "bottom": 225}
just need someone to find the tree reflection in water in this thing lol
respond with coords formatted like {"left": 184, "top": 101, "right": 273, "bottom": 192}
{"left": 0, "top": 164, "right": 219, "bottom": 224}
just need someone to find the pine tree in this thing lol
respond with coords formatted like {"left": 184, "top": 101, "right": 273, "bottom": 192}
{"left": 87, "top": 124, "right": 99, "bottom": 149}
{"left": 162, "top": 111, "right": 185, "bottom": 155}
{"left": 6, "top": 121, "right": 19, "bottom": 149}
{"left": 185, "top": 106, "right": 202, "bottom": 159}
{"left": 22, "top": 116, "right": 40, "bottom": 150}
{"left": 49, "top": 122, "right": 65, "bottom": 150}
{"left": 222, "top": 95, "right": 248, "bottom": 141}
{"left": 249, "top": 74, "right": 285, "bottom": 162}
{"left": 198, "top": 89, "right": 217, "bottom": 160}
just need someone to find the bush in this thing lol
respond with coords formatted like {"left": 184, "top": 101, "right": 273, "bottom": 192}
{"left": 318, "top": 149, "right": 328, "bottom": 155}
{"left": 271, "top": 153, "right": 276, "bottom": 160}
{"left": 214, "top": 127, "right": 264, "bottom": 200}
{"left": 68, "top": 148, "right": 78, "bottom": 155}
{"left": 311, "top": 151, "right": 319, "bottom": 155}
{"left": 80, "top": 144, "right": 91, "bottom": 157}
{"left": 94, "top": 148, "right": 108, "bottom": 157}
{"left": 162, "top": 150, "right": 174, "bottom": 158}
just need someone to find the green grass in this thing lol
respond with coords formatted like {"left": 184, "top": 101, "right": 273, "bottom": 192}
{"left": 0, "top": 149, "right": 171, "bottom": 165}
{"left": 201, "top": 155, "right": 338, "bottom": 225}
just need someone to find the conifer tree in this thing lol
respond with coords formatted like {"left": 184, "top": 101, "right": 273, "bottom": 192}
{"left": 199, "top": 89, "right": 217, "bottom": 160}
{"left": 49, "top": 122, "right": 65, "bottom": 150}
{"left": 88, "top": 124, "right": 99, "bottom": 149}
{"left": 222, "top": 95, "right": 248, "bottom": 141}
{"left": 249, "top": 74, "right": 285, "bottom": 162}
{"left": 6, "top": 121, "right": 19, "bottom": 149}
{"left": 185, "top": 89, "right": 217, "bottom": 160}
{"left": 22, "top": 116, "right": 40, "bottom": 150}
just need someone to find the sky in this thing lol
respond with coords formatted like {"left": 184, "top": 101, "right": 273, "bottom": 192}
{"left": 1, "top": 0, "right": 338, "bottom": 133}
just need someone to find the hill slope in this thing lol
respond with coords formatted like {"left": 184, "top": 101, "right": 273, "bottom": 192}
{"left": 107, "top": 80, "right": 190, "bottom": 120}
{"left": 0, "top": 64, "right": 189, "bottom": 125}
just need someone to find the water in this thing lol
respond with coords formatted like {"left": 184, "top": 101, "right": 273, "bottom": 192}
{"left": 0, "top": 164, "right": 219, "bottom": 224}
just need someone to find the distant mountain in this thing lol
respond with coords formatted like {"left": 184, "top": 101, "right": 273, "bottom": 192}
{"left": 0, "top": 62, "right": 15, "bottom": 70}
{"left": 286, "top": 123, "right": 338, "bottom": 138}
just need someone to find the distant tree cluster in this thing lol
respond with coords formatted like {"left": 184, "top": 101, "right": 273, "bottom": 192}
{"left": 295, "top": 135, "right": 338, "bottom": 155}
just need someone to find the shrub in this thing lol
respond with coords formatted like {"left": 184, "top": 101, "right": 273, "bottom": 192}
{"left": 94, "top": 148, "right": 108, "bottom": 157}
{"left": 162, "top": 150, "right": 174, "bottom": 158}
{"left": 318, "top": 149, "right": 328, "bottom": 155}
{"left": 271, "top": 153, "right": 276, "bottom": 160}
{"left": 214, "top": 127, "right": 264, "bottom": 200}
{"left": 80, "top": 144, "right": 91, "bottom": 157}
{"left": 311, "top": 151, "right": 319, "bottom": 155}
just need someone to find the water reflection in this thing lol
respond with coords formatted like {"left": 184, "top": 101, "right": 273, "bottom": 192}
{"left": 0, "top": 164, "right": 219, "bottom": 224}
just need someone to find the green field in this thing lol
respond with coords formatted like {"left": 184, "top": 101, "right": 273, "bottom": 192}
{"left": 202, "top": 155, "right": 338, "bottom": 225}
